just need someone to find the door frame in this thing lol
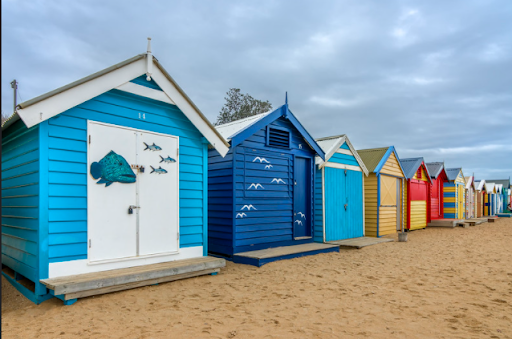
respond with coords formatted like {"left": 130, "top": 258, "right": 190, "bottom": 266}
{"left": 87, "top": 120, "right": 180, "bottom": 265}
{"left": 292, "top": 155, "right": 313, "bottom": 239}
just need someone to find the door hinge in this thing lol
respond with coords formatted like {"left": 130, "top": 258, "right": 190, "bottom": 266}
{"left": 89, "top": 239, "right": 91, "bottom": 248}
{"left": 89, "top": 135, "right": 91, "bottom": 144}
{"left": 177, "top": 148, "right": 179, "bottom": 156}
{"left": 177, "top": 232, "right": 180, "bottom": 241}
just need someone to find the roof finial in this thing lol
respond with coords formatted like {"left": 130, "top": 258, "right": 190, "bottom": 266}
{"left": 285, "top": 92, "right": 288, "bottom": 105}
{"left": 146, "top": 37, "right": 153, "bottom": 81}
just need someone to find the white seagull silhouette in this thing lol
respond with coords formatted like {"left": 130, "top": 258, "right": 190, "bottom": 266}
{"left": 265, "top": 164, "right": 273, "bottom": 169}
{"left": 241, "top": 204, "right": 257, "bottom": 211}
{"left": 236, "top": 213, "right": 247, "bottom": 218}
{"left": 298, "top": 212, "right": 306, "bottom": 219}
{"left": 248, "top": 183, "right": 264, "bottom": 190}
{"left": 253, "top": 157, "right": 270, "bottom": 164}
{"left": 271, "top": 178, "right": 286, "bottom": 184}
{"left": 294, "top": 220, "right": 303, "bottom": 225}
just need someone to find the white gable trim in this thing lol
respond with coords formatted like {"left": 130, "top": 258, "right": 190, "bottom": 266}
{"left": 116, "top": 81, "right": 176, "bottom": 105}
{"left": 324, "top": 163, "right": 362, "bottom": 172}
{"left": 336, "top": 148, "right": 353, "bottom": 156}
{"left": 317, "top": 135, "right": 368, "bottom": 176}
{"left": 15, "top": 55, "right": 230, "bottom": 157}
{"left": 17, "top": 59, "right": 146, "bottom": 128}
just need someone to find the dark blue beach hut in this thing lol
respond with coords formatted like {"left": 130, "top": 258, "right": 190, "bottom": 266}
{"left": 1, "top": 41, "right": 229, "bottom": 305}
{"left": 207, "top": 99, "right": 339, "bottom": 266}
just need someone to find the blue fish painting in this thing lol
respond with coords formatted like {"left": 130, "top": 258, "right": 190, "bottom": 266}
{"left": 160, "top": 155, "right": 176, "bottom": 164}
{"left": 150, "top": 166, "right": 168, "bottom": 174}
{"left": 90, "top": 151, "right": 136, "bottom": 187}
{"left": 144, "top": 142, "right": 162, "bottom": 151}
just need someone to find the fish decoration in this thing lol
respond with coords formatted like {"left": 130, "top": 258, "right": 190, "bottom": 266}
{"left": 144, "top": 142, "right": 162, "bottom": 151}
{"left": 150, "top": 166, "right": 168, "bottom": 174}
{"left": 160, "top": 155, "right": 176, "bottom": 163}
{"left": 90, "top": 151, "right": 136, "bottom": 187}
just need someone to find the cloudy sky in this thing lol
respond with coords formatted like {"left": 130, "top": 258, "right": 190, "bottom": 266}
{"left": 2, "top": 0, "right": 511, "bottom": 180}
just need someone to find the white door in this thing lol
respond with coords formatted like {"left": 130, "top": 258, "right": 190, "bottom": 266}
{"left": 88, "top": 121, "right": 180, "bottom": 263}
{"left": 138, "top": 132, "right": 179, "bottom": 256}
{"left": 88, "top": 123, "right": 138, "bottom": 262}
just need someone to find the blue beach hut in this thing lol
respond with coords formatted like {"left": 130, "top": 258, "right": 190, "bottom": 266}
{"left": 1, "top": 41, "right": 229, "bottom": 305}
{"left": 313, "top": 135, "right": 369, "bottom": 242}
{"left": 207, "top": 100, "right": 339, "bottom": 266}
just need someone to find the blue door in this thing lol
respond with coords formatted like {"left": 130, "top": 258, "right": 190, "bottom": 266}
{"left": 293, "top": 157, "right": 310, "bottom": 238}
{"left": 325, "top": 168, "right": 363, "bottom": 241}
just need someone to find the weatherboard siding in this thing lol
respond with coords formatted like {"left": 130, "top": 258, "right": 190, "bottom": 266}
{"left": 380, "top": 152, "right": 403, "bottom": 178}
{"left": 1, "top": 120, "right": 41, "bottom": 283}
{"left": 46, "top": 87, "right": 207, "bottom": 263}
{"left": 364, "top": 174, "right": 378, "bottom": 237}
{"left": 313, "top": 167, "right": 323, "bottom": 242}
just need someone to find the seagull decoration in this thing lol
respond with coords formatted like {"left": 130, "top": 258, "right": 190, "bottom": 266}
{"left": 236, "top": 213, "right": 247, "bottom": 218}
{"left": 253, "top": 157, "right": 270, "bottom": 164}
{"left": 265, "top": 164, "right": 273, "bottom": 169}
{"left": 241, "top": 204, "right": 257, "bottom": 211}
{"left": 294, "top": 220, "right": 303, "bottom": 225}
{"left": 271, "top": 178, "right": 287, "bottom": 184}
{"left": 248, "top": 183, "right": 264, "bottom": 190}
{"left": 298, "top": 212, "right": 306, "bottom": 219}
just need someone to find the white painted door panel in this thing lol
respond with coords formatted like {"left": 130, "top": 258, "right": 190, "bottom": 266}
{"left": 88, "top": 122, "right": 138, "bottom": 262}
{"left": 137, "top": 132, "right": 179, "bottom": 256}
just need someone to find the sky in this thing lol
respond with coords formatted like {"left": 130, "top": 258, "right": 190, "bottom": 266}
{"left": 2, "top": 0, "right": 511, "bottom": 180}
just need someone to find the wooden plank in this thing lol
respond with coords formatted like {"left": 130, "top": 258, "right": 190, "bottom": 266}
{"left": 64, "top": 268, "right": 219, "bottom": 300}
{"left": 41, "top": 256, "right": 225, "bottom": 294}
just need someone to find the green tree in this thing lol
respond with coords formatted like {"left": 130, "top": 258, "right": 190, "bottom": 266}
{"left": 215, "top": 88, "right": 272, "bottom": 125}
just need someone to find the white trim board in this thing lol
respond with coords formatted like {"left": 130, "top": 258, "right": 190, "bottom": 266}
{"left": 48, "top": 246, "right": 203, "bottom": 278}
{"left": 324, "top": 162, "right": 362, "bottom": 172}
{"left": 116, "top": 81, "right": 176, "bottom": 105}
{"left": 336, "top": 149, "right": 353, "bottom": 156}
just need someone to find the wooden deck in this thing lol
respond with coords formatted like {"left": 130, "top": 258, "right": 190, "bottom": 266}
{"left": 328, "top": 237, "right": 394, "bottom": 249}
{"left": 40, "top": 256, "right": 225, "bottom": 304}
{"left": 232, "top": 243, "right": 339, "bottom": 267}
{"left": 427, "top": 219, "right": 466, "bottom": 228}
{"left": 464, "top": 218, "right": 487, "bottom": 226}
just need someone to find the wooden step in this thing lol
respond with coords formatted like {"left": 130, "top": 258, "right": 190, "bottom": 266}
{"left": 41, "top": 256, "right": 225, "bottom": 301}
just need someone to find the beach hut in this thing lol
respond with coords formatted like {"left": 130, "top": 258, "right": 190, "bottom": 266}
{"left": 1, "top": 42, "right": 229, "bottom": 305}
{"left": 485, "top": 183, "right": 496, "bottom": 216}
{"left": 425, "top": 162, "right": 449, "bottom": 220}
{"left": 486, "top": 179, "right": 511, "bottom": 212}
{"left": 357, "top": 146, "right": 406, "bottom": 237}
{"left": 496, "top": 184, "right": 503, "bottom": 213}
{"left": 207, "top": 99, "right": 339, "bottom": 266}
{"left": 399, "top": 158, "right": 432, "bottom": 231}
{"left": 313, "top": 135, "right": 369, "bottom": 242}
{"left": 465, "top": 176, "right": 476, "bottom": 219}
{"left": 444, "top": 168, "right": 467, "bottom": 219}
{"left": 474, "top": 180, "right": 487, "bottom": 217}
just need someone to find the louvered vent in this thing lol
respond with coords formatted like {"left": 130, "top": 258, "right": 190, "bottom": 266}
{"left": 268, "top": 128, "right": 290, "bottom": 148}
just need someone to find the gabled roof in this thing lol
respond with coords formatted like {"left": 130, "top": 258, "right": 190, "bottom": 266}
{"left": 399, "top": 157, "right": 432, "bottom": 183}
{"left": 446, "top": 168, "right": 463, "bottom": 182}
{"left": 474, "top": 180, "right": 486, "bottom": 191}
{"left": 357, "top": 146, "right": 405, "bottom": 175}
{"left": 486, "top": 182, "right": 496, "bottom": 194}
{"left": 484, "top": 179, "right": 510, "bottom": 188}
{"left": 495, "top": 184, "right": 503, "bottom": 193}
{"left": 314, "top": 134, "right": 368, "bottom": 176}
{"left": 465, "top": 176, "right": 475, "bottom": 189}
{"left": 215, "top": 102, "right": 325, "bottom": 160}
{"left": 3, "top": 44, "right": 230, "bottom": 156}
{"left": 426, "top": 162, "right": 445, "bottom": 179}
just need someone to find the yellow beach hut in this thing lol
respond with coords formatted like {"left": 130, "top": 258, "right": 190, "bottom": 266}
{"left": 357, "top": 146, "right": 406, "bottom": 237}
{"left": 444, "top": 168, "right": 467, "bottom": 219}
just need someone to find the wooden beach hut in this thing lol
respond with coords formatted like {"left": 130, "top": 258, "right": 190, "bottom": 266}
{"left": 1, "top": 42, "right": 229, "bottom": 305}
{"left": 399, "top": 158, "right": 432, "bottom": 231}
{"left": 485, "top": 183, "right": 496, "bottom": 216}
{"left": 474, "top": 180, "right": 487, "bottom": 217}
{"left": 425, "top": 162, "right": 449, "bottom": 220}
{"left": 465, "top": 176, "right": 476, "bottom": 219}
{"left": 486, "top": 179, "right": 511, "bottom": 212}
{"left": 313, "top": 135, "right": 369, "bottom": 242}
{"left": 207, "top": 99, "right": 339, "bottom": 266}
{"left": 357, "top": 146, "right": 406, "bottom": 237}
{"left": 444, "top": 168, "right": 467, "bottom": 219}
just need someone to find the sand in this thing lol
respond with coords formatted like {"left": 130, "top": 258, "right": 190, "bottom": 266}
{"left": 2, "top": 217, "right": 512, "bottom": 339}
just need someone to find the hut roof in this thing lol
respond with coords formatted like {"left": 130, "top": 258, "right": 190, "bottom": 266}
{"left": 445, "top": 168, "right": 462, "bottom": 181}
{"left": 356, "top": 147, "right": 389, "bottom": 173}
{"left": 426, "top": 162, "right": 444, "bottom": 179}
{"left": 314, "top": 134, "right": 368, "bottom": 176}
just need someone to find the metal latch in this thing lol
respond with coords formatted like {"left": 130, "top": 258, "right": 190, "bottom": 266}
{"left": 128, "top": 205, "right": 140, "bottom": 214}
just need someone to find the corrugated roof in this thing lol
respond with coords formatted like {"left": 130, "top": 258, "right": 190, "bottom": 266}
{"left": 426, "top": 162, "right": 444, "bottom": 179}
{"left": 215, "top": 111, "right": 272, "bottom": 140}
{"left": 445, "top": 168, "right": 461, "bottom": 181}
{"left": 399, "top": 157, "right": 424, "bottom": 179}
{"left": 315, "top": 135, "right": 345, "bottom": 155}
{"left": 356, "top": 147, "right": 389, "bottom": 173}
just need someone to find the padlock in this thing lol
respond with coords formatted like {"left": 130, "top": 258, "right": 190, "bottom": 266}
{"left": 128, "top": 206, "right": 133, "bottom": 214}
{"left": 344, "top": 204, "right": 348, "bottom": 210}
{"left": 140, "top": 165, "right": 145, "bottom": 173}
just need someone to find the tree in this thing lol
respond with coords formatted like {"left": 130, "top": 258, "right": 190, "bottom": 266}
{"left": 215, "top": 88, "right": 272, "bottom": 125}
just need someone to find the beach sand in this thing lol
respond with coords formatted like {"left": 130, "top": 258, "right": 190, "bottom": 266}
{"left": 2, "top": 217, "right": 511, "bottom": 338}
